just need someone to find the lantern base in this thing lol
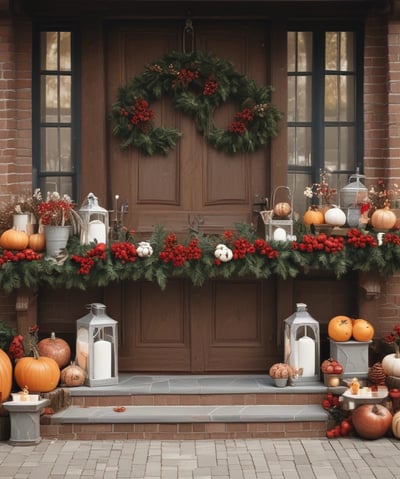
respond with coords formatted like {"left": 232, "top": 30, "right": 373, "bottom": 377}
{"left": 86, "top": 376, "right": 119, "bottom": 387}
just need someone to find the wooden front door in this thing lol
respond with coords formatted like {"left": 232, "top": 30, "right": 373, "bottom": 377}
{"left": 105, "top": 21, "right": 277, "bottom": 372}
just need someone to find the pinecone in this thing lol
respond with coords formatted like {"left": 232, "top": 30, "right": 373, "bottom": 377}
{"left": 368, "top": 362, "right": 387, "bottom": 385}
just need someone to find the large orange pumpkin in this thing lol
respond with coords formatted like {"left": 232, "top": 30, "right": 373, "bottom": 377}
{"left": 303, "top": 207, "right": 324, "bottom": 226}
{"left": 14, "top": 356, "right": 60, "bottom": 393}
{"left": 38, "top": 332, "right": 71, "bottom": 369}
{"left": 352, "top": 318, "right": 374, "bottom": 342}
{"left": 0, "top": 348, "right": 12, "bottom": 402}
{"left": 28, "top": 233, "right": 46, "bottom": 252}
{"left": 328, "top": 315, "right": 353, "bottom": 342}
{"left": 0, "top": 228, "right": 29, "bottom": 250}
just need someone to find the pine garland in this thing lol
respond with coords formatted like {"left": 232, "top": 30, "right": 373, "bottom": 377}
{"left": 0, "top": 226, "right": 400, "bottom": 293}
{"left": 112, "top": 50, "right": 282, "bottom": 156}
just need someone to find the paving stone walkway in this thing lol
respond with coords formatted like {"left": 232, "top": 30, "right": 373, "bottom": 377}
{"left": 1, "top": 437, "right": 400, "bottom": 478}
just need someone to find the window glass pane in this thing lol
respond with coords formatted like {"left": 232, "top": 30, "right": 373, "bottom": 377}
{"left": 288, "top": 172, "right": 312, "bottom": 214}
{"left": 59, "top": 32, "right": 71, "bottom": 71}
{"left": 60, "top": 128, "right": 72, "bottom": 171}
{"left": 288, "top": 127, "right": 312, "bottom": 166}
{"left": 41, "top": 177, "right": 73, "bottom": 198}
{"left": 325, "top": 127, "right": 356, "bottom": 173}
{"left": 41, "top": 128, "right": 59, "bottom": 171}
{"left": 340, "top": 32, "right": 354, "bottom": 71}
{"left": 340, "top": 75, "right": 355, "bottom": 121}
{"left": 41, "top": 75, "right": 58, "bottom": 123}
{"left": 41, "top": 32, "right": 58, "bottom": 70}
{"left": 325, "top": 75, "right": 338, "bottom": 121}
{"left": 339, "top": 126, "right": 355, "bottom": 170}
{"left": 60, "top": 75, "right": 71, "bottom": 122}
{"left": 297, "top": 32, "right": 313, "bottom": 72}
{"left": 326, "top": 32, "right": 338, "bottom": 70}
{"left": 296, "top": 76, "right": 312, "bottom": 122}
{"left": 287, "top": 76, "right": 295, "bottom": 121}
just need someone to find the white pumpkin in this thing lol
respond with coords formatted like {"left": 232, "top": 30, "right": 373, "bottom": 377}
{"left": 214, "top": 244, "right": 233, "bottom": 262}
{"left": 382, "top": 353, "right": 400, "bottom": 377}
{"left": 392, "top": 410, "right": 400, "bottom": 439}
{"left": 136, "top": 241, "right": 153, "bottom": 257}
{"left": 324, "top": 206, "right": 346, "bottom": 226}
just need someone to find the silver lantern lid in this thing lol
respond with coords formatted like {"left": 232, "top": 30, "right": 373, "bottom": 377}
{"left": 339, "top": 169, "right": 368, "bottom": 209}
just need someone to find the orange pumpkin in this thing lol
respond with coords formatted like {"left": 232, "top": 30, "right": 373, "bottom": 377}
{"left": 0, "top": 348, "right": 13, "bottom": 403}
{"left": 371, "top": 207, "right": 397, "bottom": 230}
{"left": 38, "top": 332, "right": 71, "bottom": 369}
{"left": 352, "top": 318, "right": 374, "bottom": 342}
{"left": 14, "top": 356, "right": 60, "bottom": 393}
{"left": 328, "top": 315, "right": 353, "bottom": 342}
{"left": 0, "top": 228, "right": 29, "bottom": 250}
{"left": 28, "top": 233, "right": 46, "bottom": 252}
{"left": 303, "top": 207, "right": 324, "bottom": 226}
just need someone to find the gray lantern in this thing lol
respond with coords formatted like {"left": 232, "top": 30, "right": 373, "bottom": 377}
{"left": 283, "top": 303, "right": 320, "bottom": 383}
{"left": 79, "top": 193, "right": 109, "bottom": 245}
{"left": 76, "top": 303, "right": 118, "bottom": 387}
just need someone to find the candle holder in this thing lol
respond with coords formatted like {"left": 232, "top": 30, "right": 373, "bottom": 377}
{"left": 75, "top": 303, "right": 118, "bottom": 387}
{"left": 283, "top": 303, "right": 320, "bottom": 383}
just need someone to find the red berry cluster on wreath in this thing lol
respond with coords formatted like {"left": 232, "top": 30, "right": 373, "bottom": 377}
{"left": 111, "top": 242, "right": 137, "bottom": 264}
{"left": 130, "top": 99, "right": 154, "bottom": 129}
{"left": 229, "top": 108, "right": 254, "bottom": 135}
{"left": 71, "top": 243, "right": 107, "bottom": 275}
{"left": 292, "top": 234, "right": 344, "bottom": 254}
{"left": 346, "top": 228, "right": 378, "bottom": 248}
{"left": 203, "top": 79, "right": 218, "bottom": 96}
{"left": 0, "top": 248, "right": 42, "bottom": 266}
{"left": 159, "top": 234, "right": 202, "bottom": 267}
{"left": 172, "top": 68, "right": 200, "bottom": 88}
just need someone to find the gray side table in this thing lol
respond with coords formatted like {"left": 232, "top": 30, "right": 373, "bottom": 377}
{"left": 2, "top": 399, "right": 50, "bottom": 445}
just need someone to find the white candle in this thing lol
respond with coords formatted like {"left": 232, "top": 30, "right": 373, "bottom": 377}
{"left": 88, "top": 221, "right": 106, "bottom": 244}
{"left": 93, "top": 340, "right": 112, "bottom": 380}
{"left": 296, "top": 335, "right": 315, "bottom": 377}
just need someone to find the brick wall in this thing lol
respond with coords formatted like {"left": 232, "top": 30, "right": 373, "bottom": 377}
{"left": 364, "top": 12, "right": 400, "bottom": 344}
{"left": 0, "top": 14, "right": 32, "bottom": 204}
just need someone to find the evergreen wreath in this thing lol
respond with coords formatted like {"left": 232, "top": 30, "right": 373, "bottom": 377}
{"left": 112, "top": 50, "right": 282, "bottom": 156}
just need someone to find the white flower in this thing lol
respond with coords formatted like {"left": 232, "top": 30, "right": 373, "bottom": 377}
{"left": 304, "top": 186, "right": 313, "bottom": 199}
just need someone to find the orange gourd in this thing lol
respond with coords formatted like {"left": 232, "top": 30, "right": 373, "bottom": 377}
{"left": 28, "top": 233, "right": 46, "bottom": 252}
{"left": 38, "top": 332, "right": 71, "bottom": 369}
{"left": 0, "top": 348, "right": 12, "bottom": 402}
{"left": 14, "top": 355, "right": 60, "bottom": 393}
{"left": 371, "top": 207, "right": 396, "bottom": 230}
{"left": 303, "top": 207, "right": 324, "bottom": 226}
{"left": 0, "top": 228, "right": 29, "bottom": 250}
{"left": 328, "top": 315, "right": 353, "bottom": 342}
{"left": 352, "top": 318, "right": 374, "bottom": 342}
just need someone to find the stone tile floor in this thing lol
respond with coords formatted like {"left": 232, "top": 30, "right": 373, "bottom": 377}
{"left": 1, "top": 437, "right": 400, "bottom": 478}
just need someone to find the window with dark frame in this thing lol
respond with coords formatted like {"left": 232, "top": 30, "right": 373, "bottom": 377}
{"left": 287, "top": 27, "right": 363, "bottom": 212}
{"left": 32, "top": 29, "right": 80, "bottom": 202}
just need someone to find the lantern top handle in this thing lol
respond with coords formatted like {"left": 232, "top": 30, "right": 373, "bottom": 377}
{"left": 296, "top": 303, "right": 307, "bottom": 312}
{"left": 86, "top": 303, "right": 106, "bottom": 314}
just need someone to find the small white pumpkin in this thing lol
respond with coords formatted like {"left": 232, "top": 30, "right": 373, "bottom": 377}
{"left": 382, "top": 352, "right": 400, "bottom": 377}
{"left": 214, "top": 244, "right": 233, "bottom": 262}
{"left": 273, "top": 227, "right": 287, "bottom": 241}
{"left": 136, "top": 241, "right": 153, "bottom": 257}
{"left": 392, "top": 410, "right": 400, "bottom": 439}
{"left": 324, "top": 206, "right": 346, "bottom": 226}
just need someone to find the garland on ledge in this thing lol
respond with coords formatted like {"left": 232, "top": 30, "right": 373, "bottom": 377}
{"left": 112, "top": 50, "right": 282, "bottom": 156}
{"left": 1, "top": 224, "right": 400, "bottom": 293}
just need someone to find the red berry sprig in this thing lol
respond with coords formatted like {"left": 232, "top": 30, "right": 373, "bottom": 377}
{"left": 346, "top": 228, "right": 378, "bottom": 248}
{"left": 111, "top": 242, "right": 137, "bottom": 264}
{"left": 0, "top": 248, "right": 42, "bottom": 267}
{"left": 253, "top": 238, "right": 279, "bottom": 259}
{"left": 383, "top": 232, "right": 400, "bottom": 246}
{"left": 203, "top": 80, "right": 218, "bottom": 96}
{"left": 71, "top": 243, "right": 107, "bottom": 275}
{"left": 159, "top": 235, "right": 202, "bottom": 267}
{"left": 292, "top": 234, "right": 344, "bottom": 254}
